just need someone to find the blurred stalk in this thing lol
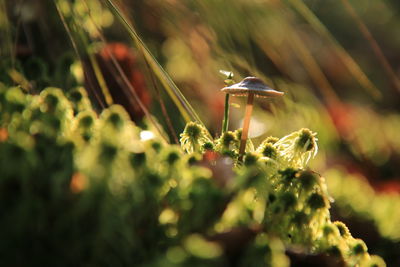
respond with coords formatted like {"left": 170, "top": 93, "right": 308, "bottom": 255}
{"left": 220, "top": 71, "right": 234, "bottom": 135}
{"left": 255, "top": 39, "right": 288, "bottom": 77}
{"left": 106, "top": 0, "right": 211, "bottom": 139}
{"left": 281, "top": 17, "right": 340, "bottom": 105}
{"left": 79, "top": 0, "right": 171, "bottom": 143}
{"left": 54, "top": 0, "right": 108, "bottom": 108}
{"left": 0, "top": 0, "right": 13, "bottom": 65}
{"left": 87, "top": 47, "right": 113, "bottom": 106}
{"left": 8, "top": 69, "right": 31, "bottom": 91}
{"left": 340, "top": 0, "right": 400, "bottom": 94}
{"left": 70, "top": 5, "right": 114, "bottom": 106}
{"left": 287, "top": 0, "right": 382, "bottom": 100}
{"left": 145, "top": 60, "right": 180, "bottom": 143}
{"left": 82, "top": 0, "right": 178, "bottom": 142}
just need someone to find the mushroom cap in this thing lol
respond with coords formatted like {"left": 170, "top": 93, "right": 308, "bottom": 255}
{"left": 221, "top": 77, "right": 284, "bottom": 98}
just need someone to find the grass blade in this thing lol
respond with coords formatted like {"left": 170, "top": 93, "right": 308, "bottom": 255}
{"left": 0, "top": 0, "right": 12, "bottom": 63}
{"left": 54, "top": 0, "right": 108, "bottom": 109}
{"left": 105, "top": 0, "right": 210, "bottom": 137}
{"left": 56, "top": 0, "right": 172, "bottom": 142}
{"left": 340, "top": 0, "right": 400, "bottom": 94}
{"left": 287, "top": 0, "right": 382, "bottom": 100}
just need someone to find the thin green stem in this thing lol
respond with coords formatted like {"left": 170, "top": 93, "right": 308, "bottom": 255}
{"left": 222, "top": 93, "right": 230, "bottom": 134}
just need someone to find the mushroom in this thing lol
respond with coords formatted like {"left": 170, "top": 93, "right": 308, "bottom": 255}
{"left": 221, "top": 77, "right": 284, "bottom": 158}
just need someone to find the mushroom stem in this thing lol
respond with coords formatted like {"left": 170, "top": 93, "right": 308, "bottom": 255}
{"left": 239, "top": 92, "right": 254, "bottom": 157}
{"left": 222, "top": 93, "right": 230, "bottom": 134}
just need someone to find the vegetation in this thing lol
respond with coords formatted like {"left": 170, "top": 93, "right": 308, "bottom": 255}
{"left": 0, "top": 86, "right": 385, "bottom": 266}
{"left": 1, "top": 0, "right": 400, "bottom": 266}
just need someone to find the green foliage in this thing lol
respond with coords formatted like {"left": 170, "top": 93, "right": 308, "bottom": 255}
{"left": 0, "top": 87, "right": 385, "bottom": 266}
{"left": 179, "top": 121, "right": 386, "bottom": 266}
{"left": 0, "top": 87, "right": 280, "bottom": 266}
{"left": 2, "top": 0, "right": 399, "bottom": 265}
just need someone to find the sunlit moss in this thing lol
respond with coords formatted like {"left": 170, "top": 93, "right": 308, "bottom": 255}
{"left": 244, "top": 152, "right": 259, "bottom": 166}
{"left": 298, "top": 170, "right": 318, "bottom": 192}
{"left": 351, "top": 239, "right": 368, "bottom": 255}
{"left": 307, "top": 192, "right": 328, "bottom": 210}
{"left": 67, "top": 87, "right": 92, "bottom": 113}
{"left": 184, "top": 234, "right": 222, "bottom": 259}
{"left": 129, "top": 151, "right": 146, "bottom": 167}
{"left": 274, "top": 128, "right": 318, "bottom": 167}
{"left": 201, "top": 141, "right": 214, "bottom": 151}
{"left": 296, "top": 128, "right": 317, "bottom": 152}
{"left": 280, "top": 192, "right": 297, "bottom": 211}
{"left": 0, "top": 88, "right": 385, "bottom": 266}
{"left": 334, "top": 221, "right": 351, "bottom": 238}
{"left": 367, "top": 255, "right": 387, "bottom": 267}
{"left": 180, "top": 121, "right": 212, "bottom": 153}
{"left": 279, "top": 167, "right": 298, "bottom": 185}
{"left": 100, "top": 105, "right": 130, "bottom": 131}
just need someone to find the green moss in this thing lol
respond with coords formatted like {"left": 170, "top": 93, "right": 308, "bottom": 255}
{"left": 279, "top": 168, "right": 298, "bottom": 185}
{"left": 296, "top": 128, "right": 316, "bottom": 151}
{"left": 260, "top": 143, "right": 277, "bottom": 159}
{"left": 322, "top": 224, "right": 336, "bottom": 236}
{"left": 220, "top": 131, "right": 236, "bottom": 147}
{"left": 268, "top": 193, "right": 276, "bottom": 204}
{"left": 202, "top": 141, "right": 214, "bottom": 151}
{"left": 100, "top": 142, "right": 118, "bottom": 162}
{"left": 351, "top": 239, "right": 368, "bottom": 255}
{"left": 326, "top": 245, "right": 343, "bottom": 257}
{"left": 298, "top": 170, "right": 318, "bottom": 191}
{"left": 165, "top": 149, "right": 181, "bottom": 165}
{"left": 130, "top": 152, "right": 146, "bottom": 167}
{"left": 291, "top": 211, "right": 310, "bottom": 226}
{"left": 69, "top": 89, "right": 83, "bottom": 103}
{"left": 183, "top": 122, "right": 202, "bottom": 139}
{"left": 334, "top": 221, "right": 351, "bottom": 238}
{"left": 280, "top": 192, "right": 297, "bottom": 211}
{"left": 0, "top": 87, "right": 383, "bottom": 266}
{"left": 151, "top": 141, "right": 163, "bottom": 152}
{"left": 244, "top": 152, "right": 259, "bottom": 166}
{"left": 367, "top": 255, "right": 387, "bottom": 267}
{"left": 77, "top": 113, "right": 95, "bottom": 128}
{"left": 307, "top": 193, "right": 327, "bottom": 210}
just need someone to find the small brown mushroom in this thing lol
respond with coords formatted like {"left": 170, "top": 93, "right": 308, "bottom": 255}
{"left": 221, "top": 77, "right": 284, "bottom": 158}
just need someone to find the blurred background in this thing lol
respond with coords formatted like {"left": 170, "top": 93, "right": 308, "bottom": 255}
{"left": 1, "top": 0, "right": 400, "bottom": 265}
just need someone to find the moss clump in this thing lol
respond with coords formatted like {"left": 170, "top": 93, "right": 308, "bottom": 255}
{"left": 258, "top": 142, "right": 277, "bottom": 158}
{"left": 129, "top": 152, "right": 146, "bottom": 167}
{"left": 244, "top": 152, "right": 259, "bottom": 166}
{"left": 351, "top": 239, "right": 368, "bottom": 255}
{"left": 307, "top": 192, "right": 328, "bottom": 210}
{"left": 280, "top": 192, "right": 297, "bottom": 211}
{"left": 334, "top": 221, "right": 351, "bottom": 238}
{"left": 279, "top": 168, "right": 298, "bottom": 185}
{"left": 165, "top": 149, "right": 181, "bottom": 165}
{"left": 180, "top": 121, "right": 211, "bottom": 153}
{"left": 298, "top": 170, "right": 318, "bottom": 191}
{"left": 202, "top": 141, "right": 214, "bottom": 151}
{"left": 296, "top": 128, "right": 317, "bottom": 152}
{"left": 0, "top": 87, "right": 385, "bottom": 266}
